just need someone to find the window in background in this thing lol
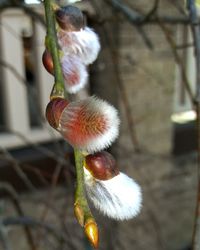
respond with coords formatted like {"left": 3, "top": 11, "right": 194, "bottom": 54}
{"left": 22, "top": 30, "right": 42, "bottom": 128}
{"left": 172, "top": 25, "right": 197, "bottom": 155}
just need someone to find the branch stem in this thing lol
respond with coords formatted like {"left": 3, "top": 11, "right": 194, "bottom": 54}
{"left": 44, "top": 0, "right": 65, "bottom": 98}
{"left": 43, "top": 0, "right": 94, "bottom": 231}
{"left": 74, "top": 149, "right": 94, "bottom": 225}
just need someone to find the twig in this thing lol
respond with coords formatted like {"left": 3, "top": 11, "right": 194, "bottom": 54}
{"left": 7, "top": 131, "right": 67, "bottom": 165}
{"left": 0, "top": 222, "right": 12, "bottom": 250}
{"left": 104, "top": 0, "right": 195, "bottom": 25}
{"left": 158, "top": 21, "right": 195, "bottom": 105}
{"left": 34, "top": 161, "right": 63, "bottom": 248}
{"left": 2, "top": 216, "right": 68, "bottom": 243}
{"left": 0, "top": 147, "right": 36, "bottom": 191}
{"left": 74, "top": 149, "right": 94, "bottom": 224}
{"left": 144, "top": 0, "right": 160, "bottom": 21}
{"left": 43, "top": 0, "right": 96, "bottom": 243}
{"left": 91, "top": 0, "right": 141, "bottom": 153}
{"left": 0, "top": 183, "right": 37, "bottom": 250}
{"left": 44, "top": 0, "right": 65, "bottom": 98}
{"left": 90, "top": 3, "right": 165, "bottom": 249}
{"left": 0, "top": 2, "right": 45, "bottom": 26}
{"left": 187, "top": 1, "right": 200, "bottom": 249}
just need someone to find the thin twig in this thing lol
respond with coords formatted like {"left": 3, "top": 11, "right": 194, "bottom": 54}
{"left": 158, "top": 21, "right": 195, "bottom": 105}
{"left": 90, "top": 2, "right": 165, "bottom": 249}
{"left": 2, "top": 216, "right": 68, "bottom": 243}
{"left": 0, "top": 183, "right": 37, "bottom": 250}
{"left": 0, "top": 222, "right": 12, "bottom": 250}
{"left": 34, "top": 161, "right": 63, "bottom": 248}
{"left": 0, "top": 2, "right": 45, "bottom": 26}
{"left": 104, "top": 0, "right": 195, "bottom": 25}
{"left": 187, "top": 1, "right": 200, "bottom": 249}
{"left": 144, "top": 0, "right": 160, "bottom": 21}
{"left": 91, "top": 0, "right": 141, "bottom": 153}
{"left": 0, "top": 147, "right": 36, "bottom": 191}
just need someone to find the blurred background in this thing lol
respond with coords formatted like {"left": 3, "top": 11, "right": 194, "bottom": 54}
{"left": 0, "top": 0, "right": 197, "bottom": 249}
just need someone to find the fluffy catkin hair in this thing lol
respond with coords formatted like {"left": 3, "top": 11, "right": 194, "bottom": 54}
{"left": 58, "top": 96, "right": 120, "bottom": 153}
{"left": 58, "top": 27, "right": 100, "bottom": 65}
{"left": 61, "top": 55, "right": 88, "bottom": 93}
{"left": 84, "top": 169, "right": 142, "bottom": 220}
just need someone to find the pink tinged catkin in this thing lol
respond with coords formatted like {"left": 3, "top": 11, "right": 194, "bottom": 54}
{"left": 61, "top": 55, "right": 88, "bottom": 93}
{"left": 58, "top": 27, "right": 101, "bottom": 65}
{"left": 84, "top": 169, "right": 142, "bottom": 220}
{"left": 58, "top": 96, "right": 120, "bottom": 153}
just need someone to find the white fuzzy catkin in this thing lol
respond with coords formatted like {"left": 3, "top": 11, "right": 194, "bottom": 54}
{"left": 58, "top": 96, "right": 120, "bottom": 153}
{"left": 58, "top": 27, "right": 101, "bottom": 65}
{"left": 61, "top": 55, "right": 88, "bottom": 93}
{"left": 84, "top": 169, "right": 142, "bottom": 220}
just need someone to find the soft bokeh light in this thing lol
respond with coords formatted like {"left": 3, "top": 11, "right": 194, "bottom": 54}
{"left": 25, "top": 0, "right": 41, "bottom": 4}
{"left": 171, "top": 110, "right": 196, "bottom": 124}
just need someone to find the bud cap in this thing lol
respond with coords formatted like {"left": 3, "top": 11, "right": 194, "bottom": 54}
{"left": 46, "top": 98, "right": 69, "bottom": 129}
{"left": 84, "top": 219, "right": 99, "bottom": 249}
{"left": 85, "top": 151, "right": 119, "bottom": 180}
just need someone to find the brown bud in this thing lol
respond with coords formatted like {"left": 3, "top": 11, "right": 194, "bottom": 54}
{"left": 42, "top": 50, "right": 54, "bottom": 75}
{"left": 55, "top": 5, "right": 85, "bottom": 31}
{"left": 85, "top": 151, "right": 119, "bottom": 180}
{"left": 84, "top": 218, "right": 99, "bottom": 249}
{"left": 74, "top": 203, "right": 84, "bottom": 227}
{"left": 46, "top": 98, "right": 69, "bottom": 130}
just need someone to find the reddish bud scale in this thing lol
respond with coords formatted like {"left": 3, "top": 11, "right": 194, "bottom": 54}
{"left": 42, "top": 50, "right": 54, "bottom": 75}
{"left": 85, "top": 151, "right": 119, "bottom": 180}
{"left": 46, "top": 98, "right": 69, "bottom": 129}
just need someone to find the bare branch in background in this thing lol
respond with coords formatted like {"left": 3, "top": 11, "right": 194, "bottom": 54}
{"left": 2, "top": 216, "right": 67, "bottom": 243}
{"left": 0, "top": 147, "right": 36, "bottom": 191}
{"left": 0, "top": 183, "right": 36, "bottom": 250}
{"left": 158, "top": 22, "right": 195, "bottom": 105}
{"left": 104, "top": 0, "right": 193, "bottom": 24}
{"left": 0, "top": 222, "right": 12, "bottom": 250}
{"left": 144, "top": 0, "right": 160, "bottom": 21}
{"left": 0, "top": 0, "right": 45, "bottom": 26}
{"left": 186, "top": 1, "right": 200, "bottom": 250}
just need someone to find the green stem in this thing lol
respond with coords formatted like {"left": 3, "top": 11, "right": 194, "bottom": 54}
{"left": 43, "top": 0, "right": 94, "bottom": 230}
{"left": 74, "top": 149, "right": 94, "bottom": 224}
{"left": 44, "top": 0, "right": 65, "bottom": 98}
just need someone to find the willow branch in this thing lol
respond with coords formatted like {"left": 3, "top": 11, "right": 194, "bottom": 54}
{"left": 158, "top": 21, "right": 195, "bottom": 105}
{"left": 187, "top": 1, "right": 200, "bottom": 249}
{"left": 0, "top": 183, "right": 36, "bottom": 250}
{"left": 2, "top": 216, "right": 67, "bottom": 242}
{"left": 0, "top": 2, "right": 45, "bottom": 25}
{"left": 104, "top": 0, "right": 197, "bottom": 25}
{"left": 44, "top": 0, "right": 65, "bottom": 98}
{"left": 43, "top": 0, "right": 94, "bottom": 231}
{"left": 74, "top": 149, "right": 94, "bottom": 225}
